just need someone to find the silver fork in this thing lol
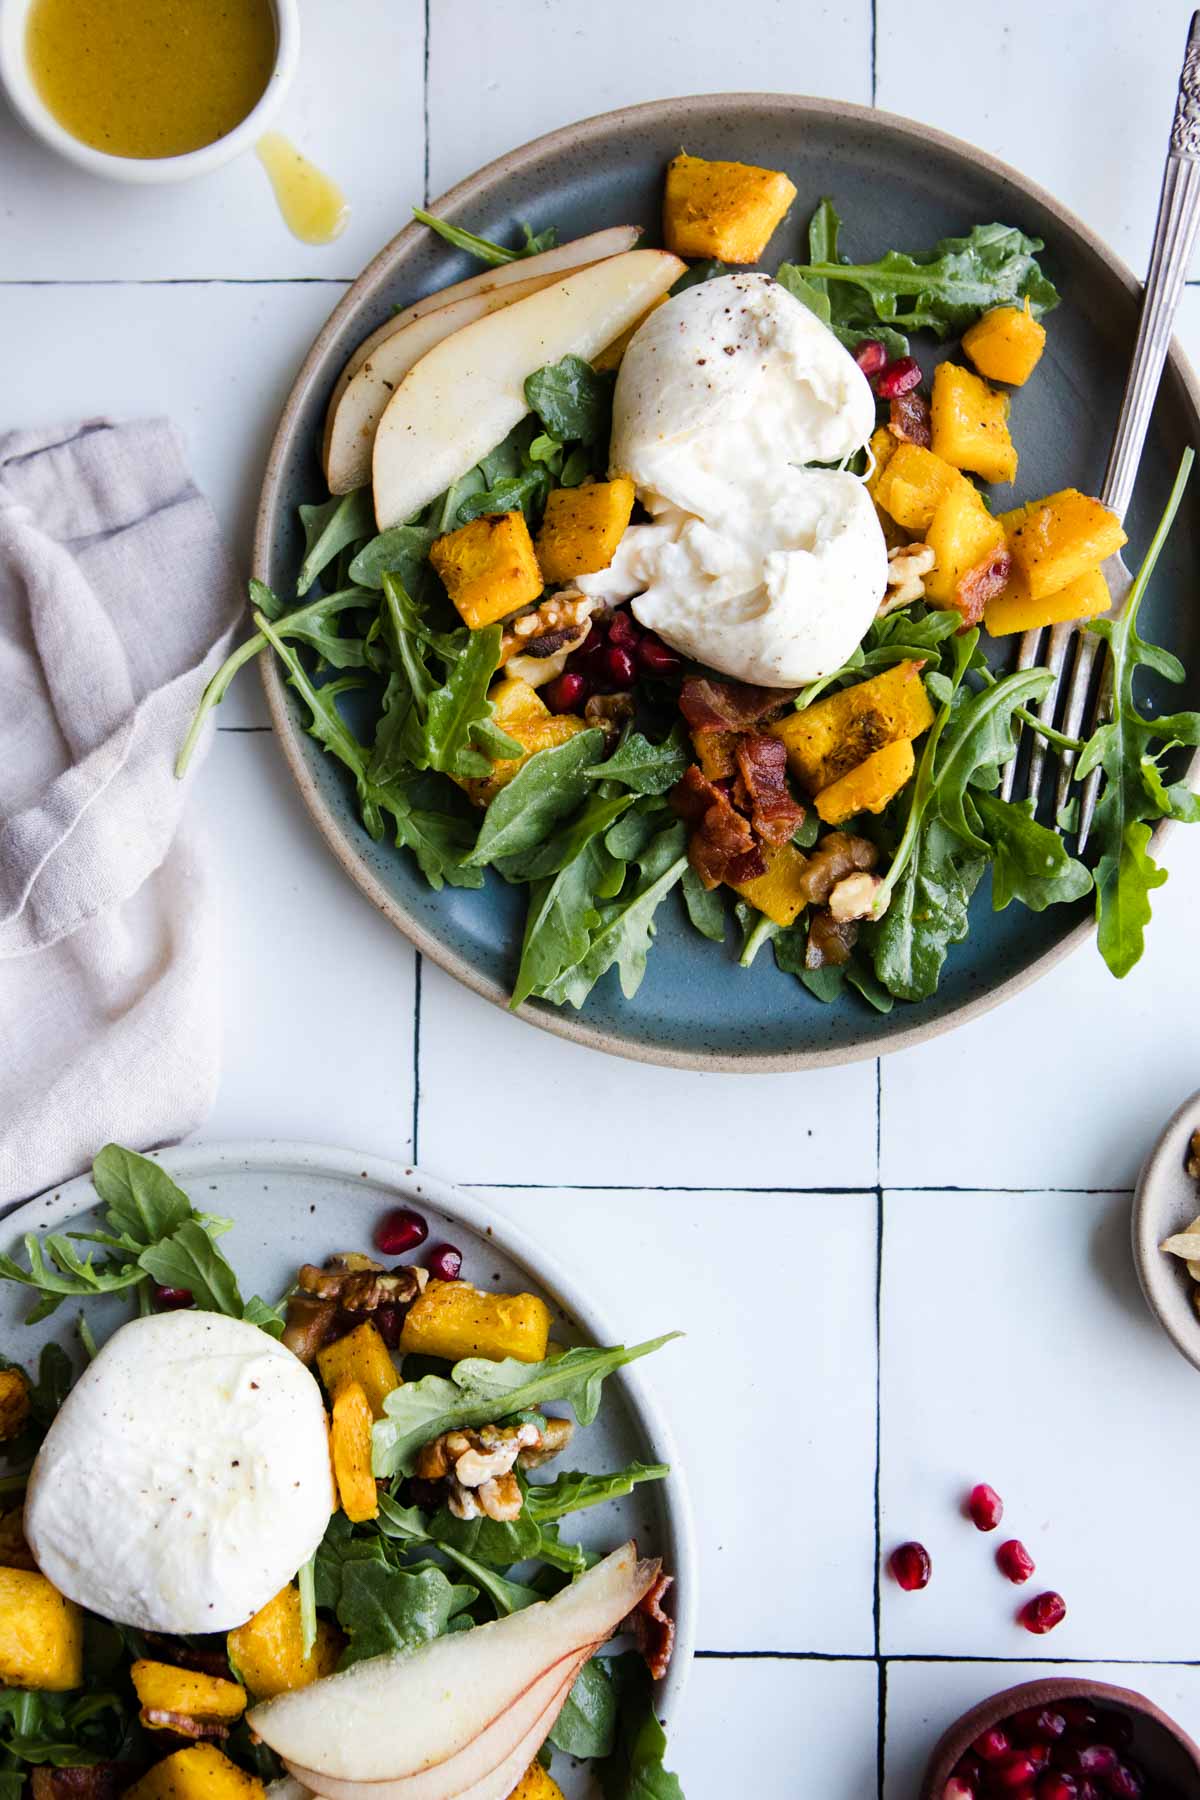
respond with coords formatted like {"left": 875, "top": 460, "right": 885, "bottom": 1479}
{"left": 1002, "top": 9, "right": 1200, "bottom": 847}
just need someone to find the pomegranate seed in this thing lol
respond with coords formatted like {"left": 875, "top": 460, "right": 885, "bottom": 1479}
{"left": 604, "top": 644, "right": 637, "bottom": 688}
{"left": 889, "top": 1542, "right": 931, "bottom": 1590}
{"left": 152, "top": 1284, "right": 194, "bottom": 1310}
{"left": 544, "top": 671, "right": 587, "bottom": 713}
{"left": 636, "top": 633, "right": 683, "bottom": 676}
{"left": 853, "top": 338, "right": 888, "bottom": 377}
{"left": 874, "top": 354, "right": 923, "bottom": 398}
{"left": 972, "top": 1728, "right": 1011, "bottom": 1764}
{"left": 997, "top": 1538, "right": 1036, "bottom": 1584}
{"left": 943, "top": 1781, "right": 976, "bottom": 1800}
{"left": 994, "top": 1752, "right": 1040, "bottom": 1789}
{"left": 373, "top": 1304, "right": 404, "bottom": 1349}
{"left": 1075, "top": 1747, "right": 1118, "bottom": 1778}
{"left": 1019, "top": 1590, "right": 1066, "bottom": 1634}
{"left": 1059, "top": 1703, "right": 1097, "bottom": 1735}
{"left": 607, "top": 608, "right": 640, "bottom": 648}
{"left": 1107, "top": 1765, "right": 1143, "bottom": 1799}
{"left": 967, "top": 1482, "right": 1004, "bottom": 1530}
{"left": 1076, "top": 1785, "right": 1102, "bottom": 1800}
{"left": 426, "top": 1243, "right": 463, "bottom": 1282}
{"left": 374, "top": 1206, "right": 428, "bottom": 1256}
{"left": 1010, "top": 1708, "right": 1065, "bottom": 1746}
{"left": 1036, "top": 1776, "right": 1077, "bottom": 1800}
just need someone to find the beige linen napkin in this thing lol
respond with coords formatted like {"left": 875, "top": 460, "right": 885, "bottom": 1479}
{"left": 0, "top": 418, "right": 242, "bottom": 1206}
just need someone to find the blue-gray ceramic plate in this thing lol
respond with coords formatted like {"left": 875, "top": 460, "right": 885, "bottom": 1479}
{"left": 254, "top": 93, "right": 1200, "bottom": 1072}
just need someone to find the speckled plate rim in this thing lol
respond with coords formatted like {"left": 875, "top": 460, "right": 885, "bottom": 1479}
{"left": 254, "top": 90, "right": 1199, "bottom": 1075}
{"left": 1132, "top": 1085, "right": 1200, "bottom": 1373}
{"left": 10, "top": 1138, "right": 696, "bottom": 1730}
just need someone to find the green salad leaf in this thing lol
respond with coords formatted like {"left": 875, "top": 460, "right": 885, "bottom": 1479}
{"left": 412, "top": 207, "right": 557, "bottom": 266}
{"left": 466, "top": 730, "right": 607, "bottom": 868}
{"left": 599, "top": 1654, "right": 686, "bottom": 1800}
{"left": 551, "top": 1656, "right": 619, "bottom": 1758}
{"left": 336, "top": 1560, "right": 474, "bottom": 1668}
{"left": 581, "top": 727, "right": 690, "bottom": 797}
{"left": 679, "top": 866, "right": 726, "bottom": 942}
{"left": 524, "top": 1462, "right": 670, "bottom": 1522}
{"left": 525, "top": 355, "right": 615, "bottom": 446}
{"left": 296, "top": 488, "right": 375, "bottom": 596}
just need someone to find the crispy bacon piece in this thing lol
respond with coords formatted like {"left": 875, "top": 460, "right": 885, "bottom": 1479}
{"left": 671, "top": 766, "right": 764, "bottom": 889}
{"left": 141, "top": 1635, "right": 232, "bottom": 1682}
{"left": 954, "top": 545, "right": 1013, "bottom": 628}
{"left": 734, "top": 733, "right": 805, "bottom": 847}
{"left": 679, "top": 677, "right": 797, "bottom": 734}
{"left": 888, "top": 391, "right": 931, "bottom": 448}
{"left": 31, "top": 1767, "right": 140, "bottom": 1799}
{"left": 624, "top": 1572, "right": 676, "bottom": 1681}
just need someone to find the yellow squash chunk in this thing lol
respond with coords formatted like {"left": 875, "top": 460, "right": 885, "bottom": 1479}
{"left": 430, "top": 510, "right": 543, "bottom": 630}
{"left": 399, "top": 1279, "right": 552, "bottom": 1365}
{"left": 985, "top": 565, "right": 1110, "bottom": 637}
{"left": 227, "top": 1585, "right": 342, "bottom": 1699}
{"left": 124, "top": 1745, "right": 265, "bottom": 1800}
{"left": 330, "top": 1381, "right": 378, "bottom": 1523}
{"left": 931, "top": 361, "right": 1018, "bottom": 485}
{"left": 815, "top": 739, "right": 916, "bottom": 825}
{"left": 131, "top": 1659, "right": 246, "bottom": 1730}
{"left": 1001, "top": 488, "right": 1126, "bottom": 601}
{"left": 923, "top": 482, "right": 1007, "bottom": 607}
{"left": 458, "top": 676, "right": 587, "bottom": 807}
{"left": 0, "top": 1508, "right": 36, "bottom": 1571}
{"left": 508, "top": 1763, "right": 568, "bottom": 1800}
{"left": 0, "top": 1366, "right": 30, "bottom": 1441}
{"left": 536, "top": 477, "right": 636, "bottom": 583}
{"left": 872, "top": 442, "right": 973, "bottom": 533}
{"left": 768, "top": 662, "right": 936, "bottom": 795}
{"left": 690, "top": 728, "right": 739, "bottom": 781}
{"left": 730, "top": 842, "right": 811, "bottom": 928}
{"left": 0, "top": 1567, "right": 83, "bottom": 1690}
{"left": 865, "top": 426, "right": 910, "bottom": 548}
{"left": 317, "top": 1320, "right": 400, "bottom": 1421}
{"left": 962, "top": 301, "right": 1046, "bottom": 387}
{"left": 663, "top": 152, "right": 797, "bottom": 262}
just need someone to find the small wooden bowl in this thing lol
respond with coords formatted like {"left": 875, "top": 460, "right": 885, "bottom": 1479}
{"left": 920, "top": 1678, "right": 1200, "bottom": 1797}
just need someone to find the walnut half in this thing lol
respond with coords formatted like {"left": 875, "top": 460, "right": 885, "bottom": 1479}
{"left": 414, "top": 1415, "right": 575, "bottom": 1522}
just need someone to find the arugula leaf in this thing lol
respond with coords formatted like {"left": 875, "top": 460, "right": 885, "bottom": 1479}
{"left": 971, "top": 791, "right": 1092, "bottom": 912}
{"left": 680, "top": 865, "right": 726, "bottom": 942}
{"left": 777, "top": 199, "right": 910, "bottom": 359}
{"left": 599, "top": 1654, "right": 685, "bottom": 1800}
{"left": 509, "top": 799, "right": 635, "bottom": 1007}
{"left": 91, "top": 1145, "right": 192, "bottom": 1246}
{"left": 525, "top": 356, "right": 615, "bottom": 445}
{"left": 374, "top": 1495, "right": 541, "bottom": 1616}
{"left": 423, "top": 622, "right": 511, "bottom": 779}
{"left": 297, "top": 489, "right": 375, "bottom": 597}
{"left": 0, "top": 1234, "right": 145, "bottom": 1322}
{"left": 412, "top": 207, "right": 556, "bottom": 266}
{"left": 349, "top": 523, "right": 438, "bottom": 594}
{"left": 466, "top": 730, "right": 606, "bottom": 867}
{"left": 551, "top": 1655, "right": 618, "bottom": 1758}
{"left": 524, "top": 1462, "right": 670, "bottom": 1522}
{"left": 583, "top": 727, "right": 690, "bottom": 797}
{"left": 427, "top": 1503, "right": 541, "bottom": 1568}
{"left": 670, "top": 258, "right": 727, "bottom": 294}
{"left": 335, "top": 1559, "right": 466, "bottom": 1668}
{"left": 372, "top": 1336, "right": 680, "bottom": 1478}
{"left": 455, "top": 467, "right": 550, "bottom": 528}
{"left": 865, "top": 817, "right": 987, "bottom": 1001}
{"left": 540, "top": 823, "right": 688, "bottom": 1007}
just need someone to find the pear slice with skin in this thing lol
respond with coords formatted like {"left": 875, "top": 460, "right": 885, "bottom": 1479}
{"left": 371, "top": 250, "right": 685, "bottom": 530}
{"left": 325, "top": 226, "right": 641, "bottom": 437}
{"left": 248, "top": 1542, "right": 659, "bottom": 1783}
{"left": 323, "top": 270, "right": 567, "bottom": 495}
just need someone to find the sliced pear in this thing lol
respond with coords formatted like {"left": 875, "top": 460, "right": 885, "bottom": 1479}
{"left": 371, "top": 251, "right": 685, "bottom": 530}
{"left": 323, "top": 271, "right": 565, "bottom": 494}
{"left": 248, "top": 1543, "right": 659, "bottom": 1783}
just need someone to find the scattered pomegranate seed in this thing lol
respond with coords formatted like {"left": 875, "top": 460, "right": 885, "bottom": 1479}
{"left": 636, "top": 634, "right": 683, "bottom": 677}
{"left": 972, "top": 1728, "right": 1012, "bottom": 1764}
{"left": 889, "top": 1541, "right": 931, "bottom": 1590}
{"left": 1019, "top": 1590, "right": 1066, "bottom": 1634}
{"left": 1107, "top": 1765, "right": 1143, "bottom": 1798}
{"left": 544, "top": 671, "right": 587, "bottom": 714}
{"left": 373, "top": 1304, "right": 404, "bottom": 1349}
{"left": 1036, "top": 1775, "right": 1077, "bottom": 1800}
{"left": 997, "top": 1538, "right": 1036, "bottom": 1584}
{"left": 604, "top": 644, "right": 637, "bottom": 688}
{"left": 992, "top": 1751, "right": 1042, "bottom": 1790}
{"left": 967, "top": 1482, "right": 1004, "bottom": 1531}
{"left": 374, "top": 1206, "right": 428, "bottom": 1256}
{"left": 426, "top": 1243, "right": 463, "bottom": 1282}
{"left": 1010, "top": 1708, "right": 1064, "bottom": 1746}
{"left": 943, "top": 1780, "right": 977, "bottom": 1800}
{"left": 1075, "top": 1746, "right": 1119, "bottom": 1779}
{"left": 874, "top": 354, "right": 923, "bottom": 397}
{"left": 853, "top": 338, "right": 888, "bottom": 377}
{"left": 607, "top": 608, "right": 640, "bottom": 648}
{"left": 1076, "top": 1784, "right": 1102, "bottom": 1800}
{"left": 152, "top": 1284, "right": 194, "bottom": 1310}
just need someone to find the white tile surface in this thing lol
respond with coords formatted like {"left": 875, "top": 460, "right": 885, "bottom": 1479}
{"left": 884, "top": 1660, "right": 1200, "bottom": 1800}
{"left": 419, "top": 959, "right": 880, "bottom": 1188}
{"left": 470, "top": 1184, "right": 879, "bottom": 1653}
{"left": 0, "top": 1, "right": 424, "bottom": 279}
{"left": 677, "top": 1656, "right": 878, "bottom": 1797}
{"left": 880, "top": 1188, "right": 1200, "bottom": 1660}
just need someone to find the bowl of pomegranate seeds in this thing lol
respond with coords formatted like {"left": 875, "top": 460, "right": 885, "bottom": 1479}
{"left": 1133, "top": 1087, "right": 1200, "bottom": 1374}
{"left": 921, "top": 1679, "right": 1200, "bottom": 1800}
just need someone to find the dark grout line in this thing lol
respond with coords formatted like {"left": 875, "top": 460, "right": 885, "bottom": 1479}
{"left": 694, "top": 1649, "right": 1200, "bottom": 1667}
{"left": 216, "top": 724, "right": 273, "bottom": 734}
{"left": 411, "top": 953, "right": 423, "bottom": 1164}
{"left": 0, "top": 277, "right": 353, "bottom": 288}
{"left": 872, "top": 1184, "right": 883, "bottom": 1661}
{"left": 422, "top": 0, "right": 432, "bottom": 207}
{"left": 870, "top": 0, "right": 878, "bottom": 105}
{"left": 877, "top": 1661, "right": 887, "bottom": 1800}
{"left": 462, "top": 1181, "right": 1134, "bottom": 1196}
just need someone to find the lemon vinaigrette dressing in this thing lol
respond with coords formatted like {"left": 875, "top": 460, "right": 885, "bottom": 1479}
{"left": 25, "top": 0, "right": 277, "bottom": 159}
{"left": 255, "top": 131, "right": 349, "bottom": 245}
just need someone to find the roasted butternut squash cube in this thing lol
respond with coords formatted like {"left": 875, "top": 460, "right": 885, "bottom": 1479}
{"left": 317, "top": 1320, "right": 400, "bottom": 1420}
{"left": 124, "top": 1745, "right": 265, "bottom": 1800}
{"left": 399, "top": 1280, "right": 552, "bottom": 1365}
{"left": 1000, "top": 488, "right": 1126, "bottom": 601}
{"left": 0, "top": 1366, "right": 30, "bottom": 1441}
{"left": 872, "top": 442, "right": 973, "bottom": 533}
{"left": 984, "top": 565, "right": 1110, "bottom": 637}
{"left": 457, "top": 676, "right": 587, "bottom": 807}
{"left": 227, "top": 1585, "right": 342, "bottom": 1699}
{"left": 865, "top": 427, "right": 910, "bottom": 548}
{"left": 0, "top": 1567, "right": 83, "bottom": 1690}
{"left": 430, "top": 511, "right": 543, "bottom": 630}
{"left": 923, "top": 483, "right": 1007, "bottom": 607}
{"left": 330, "top": 1380, "right": 378, "bottom": 1523}
{"left": 663, "top": 152, "right": 797, "bottom": 262}
{"left": 962, "top": 301, "right": 1046, "bottom": 387}
{"left": 535, "top": 477, "right": 635, "bottom": 583}
{"left": 508, "top": 1763, "right": 568, "bottom": 1800}
{"left": 930, "top": 362, "right": 1018, "bottom": 484}
{"left": 0, "top": 1508, "right": 36, "bottom": 1571}
{"left": 690, "top": 729, "right": 739, "bottom": 781}
{"left": 768, "top": 662, "right": 936, "bottom": 794}
{"left": 815, "top": 739, "right": 916, "bottom": 825}
{"left": 131, "top": 1659, "right": 246, "bottom": 1730}
{"left": 729, "top": 842, "right": 811, "bottom": 928}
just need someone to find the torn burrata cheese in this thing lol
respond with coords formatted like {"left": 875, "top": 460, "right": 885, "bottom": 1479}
{"left": 577, "top": 271, "right": 887, "bottom": 686}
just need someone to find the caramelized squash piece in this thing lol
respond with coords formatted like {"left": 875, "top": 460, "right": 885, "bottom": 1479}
{"left": 399, "top": 1279, "right": 552, "bottom": 1365}
{"left": 131, "top": 1659, "right": 246, "bottom": 1731}
{"left": 317, "top": 1319, "right": 400, "bottom": 1420}
{"left": 330, "top": 1381, "right": 378, "bottom": 1523}
{"left": 227, "top": 1585, "right": 342, "bottom": 1699}
{"left": 923, "top": 483, "right": 1007, "bottom": 608}
{"left": 508, "top": 1762, "right": 568, "bottom": 1800}
{"left": 768, "top": 663, "right": 935, "bottom": 794}
{"left": 729, "top": 841, "right": 810, "bottom": 928}
{"left": 123, "top": 1745, "right": 265, "bottom": 1799}
{"left": 431, "top": 511, "right": 543, "bottom": 630}
{"left": 0, "top": 1367, "right": 30, "bottom": 1441}
{"left": 815, "top": 739, "right": 915, "bottom": 826}
{"left": 456, "top": 676, "right": 588, "bottom": 807}
{"left": 1000, "top": 489, "right": 1126, "bottom": 601}
{"left": 535, "top": 477, "right": 635, "bottom": 582}
{"left": 985, "top": 565, "right": 1110, "bottom": 637}
{"left": 962, "top": 301, "right": 1046, "bottom": 387}
{"left": 0, "top": 1508, "right": 36, "bottom": 1571}
{"left": 0, "top": 1567, "right": 83, "bottom": 1690}
{"left": 663, "top": 152, "right": 797, "bottom": 262}
{"left": 871, "top": 442, "right": 973, "bottom": 533}
{"left": 930, "top": 362, "right": 1018, "bottom": 484}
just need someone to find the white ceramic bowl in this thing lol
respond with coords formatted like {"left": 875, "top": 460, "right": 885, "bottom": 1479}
{"left": 0, "top": 0, "right": 300, "bottom": 183}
